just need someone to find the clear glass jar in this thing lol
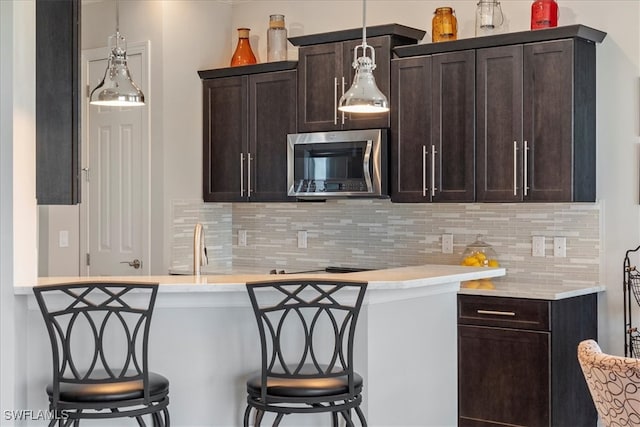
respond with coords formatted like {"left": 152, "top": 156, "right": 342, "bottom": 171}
{"left": 230, "top": 28, "right": 257, "bottom": 67}
{"left": 475, "top": 0, "right": 504, "bottom": 37}
{"left": 267, "top": 14, "right": 287, "bottom": 62}
{"left": 461, "top": 235, "right": 500, "bottom": 267}
{"left": 432, "top": 7, "right": 457, "bottom": 43}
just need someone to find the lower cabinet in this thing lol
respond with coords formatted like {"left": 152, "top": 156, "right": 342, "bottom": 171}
{"left": 458, "top": 294, "right": 598, "bottom": 427}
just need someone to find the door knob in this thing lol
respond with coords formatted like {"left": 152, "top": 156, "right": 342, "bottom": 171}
{"left": 120, "top": 259, "right": 142, "bottom": 269}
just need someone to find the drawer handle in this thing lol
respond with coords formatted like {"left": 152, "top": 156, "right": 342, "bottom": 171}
{"left": 477, "top": 309, "right": 516, "bottom": 317}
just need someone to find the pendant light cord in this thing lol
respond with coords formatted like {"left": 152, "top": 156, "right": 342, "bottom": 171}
{"left": 115, "top": 0, "right": 120, "bottom": 33}
{"left": 361, "top": 0, "right": 367, "bottom": 47}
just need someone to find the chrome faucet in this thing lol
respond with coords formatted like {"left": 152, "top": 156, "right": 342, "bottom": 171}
{"left": 193, "top": 223, "right": 208, "bottom": 275}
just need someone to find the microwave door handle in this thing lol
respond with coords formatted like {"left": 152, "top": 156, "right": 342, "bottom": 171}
{"left": 363, "top": 140, "right": 373, "bottom": 192}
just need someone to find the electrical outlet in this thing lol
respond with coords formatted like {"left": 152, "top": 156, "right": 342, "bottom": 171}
{"left": 238, "top": 230, "right": 247, "bottom": 247}
{"left": 532, "top": 236, "right": 545, "bottom": 257}
{"left": 442, "top": 234, "right": 453, "bottom": 254}
{"left": 554, "top": 237, "right": 566, "bottom": 257}
{"left": 298, "top": 230, "right": 308, "bottom": 249}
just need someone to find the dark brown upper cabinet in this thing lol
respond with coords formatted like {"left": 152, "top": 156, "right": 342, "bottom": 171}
{"left": 476, "top": 39, "right": 596, "bottom": 202}
{"left": 36, "top": 0, "right": 80, "bottom": 205}
{"left": 390, "top": 50, "right": 475, "bottom": 203}
{"left": 290, "top": 25, "right": 425, "bottom": 133}
{"left": 200, "top": 63, "right": 297, "bottom": 202}
{"left": 395, "top": 25, "right": 606, "bottom": 203}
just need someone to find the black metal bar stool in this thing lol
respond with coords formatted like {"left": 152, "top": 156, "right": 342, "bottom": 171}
{"left": 244, "top": 279, "right": 368, "bottom": 426}
{"left": 33, "top": 282, "right": 170, "bottom": 427}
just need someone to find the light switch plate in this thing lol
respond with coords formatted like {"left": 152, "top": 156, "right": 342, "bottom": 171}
{"left": 532, "top": 236, "right": 545, "bottom": 257}
{"left": 59, "top": 230, "right": 69, "bottom": 248}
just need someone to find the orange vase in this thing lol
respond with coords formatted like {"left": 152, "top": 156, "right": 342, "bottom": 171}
{"left": 230, "top": 28, "right": 257, "bottom": 67}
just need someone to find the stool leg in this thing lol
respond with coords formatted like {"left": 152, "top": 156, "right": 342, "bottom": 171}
{"left": 255, "top": 409, "right": 264, "bottom": 427}
{"left": 354, "top": 406, "right": 367, "bottom": 427}
{"left": 273, "top": 413, "right": 285, "bottom": 427}
{"left": 163, "top": 407, "right": 170, "bottom": 427}
{"left": 332, "top": 411, "right": 339, "bottom": 427}
{"left": 243, "top": 406, "right": 252, "bottom": 427}
{"left": 341, "top": 410, "right": 355, "bottom": 427}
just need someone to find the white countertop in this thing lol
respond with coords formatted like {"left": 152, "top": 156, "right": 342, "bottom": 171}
{"left": 19, "top": 264, "right": 603, "bottom": 301}
{"left": 458, "top": 281, "right": 605, "bottom": 300}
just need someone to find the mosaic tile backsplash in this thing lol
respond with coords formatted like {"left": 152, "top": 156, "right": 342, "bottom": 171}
{"left": 171, "top": 199, "right": 600, "bottom": 287}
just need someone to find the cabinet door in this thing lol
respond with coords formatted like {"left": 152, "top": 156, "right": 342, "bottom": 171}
{"left": 342, "top": 36, "right": 392, "bottom": 130}
{"left": 476, "top": 45, "right": 524, "bottom": 202}
{"left": 458, "top": 325, "right": 550, "bottom": 427}
{"left": 297, "top": 43, "right": 343, "bottom": 132}
{"left": 36, "top": 0, "right": 80, "bottom": 205}
{"left": 390, "top": 57, "right": 431, "bottom": 202}
{"left": 202, "top": 76, "right": 248, "bottom": 202}
{"left": 249, "top": 70, "right": 297, "bottom": 202}
{"left": 523, "top": 40, "right": 573, "bottom": 201}
{"left": 431, "top": 50, "right": 475, "bottom": 202}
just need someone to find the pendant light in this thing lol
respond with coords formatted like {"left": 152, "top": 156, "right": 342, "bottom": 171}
{"left": 90, "top": 0, "right": 144, "bottom": 107}
{"left": 338, "top": 0, "right": 389, "bottom": 114}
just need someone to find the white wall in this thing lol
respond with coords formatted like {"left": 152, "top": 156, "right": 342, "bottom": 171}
{"left": 1, "top": 0, "right": 37, "bottom": 422}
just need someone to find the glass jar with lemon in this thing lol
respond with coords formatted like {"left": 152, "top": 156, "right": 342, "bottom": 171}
{"left": 460, "top": 235, "right": 499, "bottom": 268}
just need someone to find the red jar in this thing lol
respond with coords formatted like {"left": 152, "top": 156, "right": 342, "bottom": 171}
{"left": 530, "top": 0, "right": 558, "bottom": 30}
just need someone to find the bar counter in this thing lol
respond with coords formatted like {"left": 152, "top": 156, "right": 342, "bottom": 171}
{"left": 17, "top": 264, "right": 504, "bottom": 426}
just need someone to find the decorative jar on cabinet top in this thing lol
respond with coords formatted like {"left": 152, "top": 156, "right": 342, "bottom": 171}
{"left": 432, "top": 7, "right": 457, "bottom": 42}
{"left": 475, "top": 0, "right": 504, "bottom": 36}
{"left": 267, "top": 14, "right": 287, "bottom": 62}
{"left": 530, "top": 0, "right": 558, "bottom": 30}
{"left": 230, "top": 28, "right": 257, "bottom": 67}
{"left": 461, "top": 235, "right": 499, "bottom": 267}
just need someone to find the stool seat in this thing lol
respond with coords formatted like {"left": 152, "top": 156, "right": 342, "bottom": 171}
{"left": 247, "top": 367, "right": 363, "bottom": 398}
{"left": 46, "top": 371, "right": 169, "bottom": 403}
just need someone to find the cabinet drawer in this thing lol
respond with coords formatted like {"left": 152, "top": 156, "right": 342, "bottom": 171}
{"left": 458, "top": 295, "right": 550, "bottom": 331}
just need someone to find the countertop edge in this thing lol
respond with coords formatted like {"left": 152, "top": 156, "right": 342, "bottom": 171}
{"left": 458, "top": 284, "right": 605, "bottom": 300}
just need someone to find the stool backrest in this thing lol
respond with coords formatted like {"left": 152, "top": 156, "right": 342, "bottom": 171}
{"left": 33, "top": 282, "right": 159, "bottom": 405}
{"left": 578, "top": 339, "right": 640, "bottom": 427}
{"left": 246, "top": 280, "right": 367, "bottom": 402}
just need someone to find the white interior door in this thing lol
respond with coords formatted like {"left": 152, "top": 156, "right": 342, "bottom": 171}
{"left": 81, "top": 43, "right": 150, "bottom": 276}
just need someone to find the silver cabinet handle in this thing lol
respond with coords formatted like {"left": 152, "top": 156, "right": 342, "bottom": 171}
{"left": 340, "top": 76, "right": 346, "bottom": 125}
{"left": 477, "top": 309, "right": 516, "bottom": 317}
{"left": 513, "top": 141, "right": 518, "bottom": 196}
{"left": 240, "top": 153, "right": 245, "bottom": 197}
{"left": 422, "top": 145, "right": 427, "bottom": 197}
{"left": 333, "top": 77, "right": 338, "bottom": 125}
{"left": 120, "top": 259, "right": 141, "bottom": 269}
{"left": 247, "top": 153, "right": 252, "bottom": 198}
{"left": 431, "top": 144, "right": 437, "bottom": 197}
{"left": 523, "top": 140, "right": 529, "bottom": 196}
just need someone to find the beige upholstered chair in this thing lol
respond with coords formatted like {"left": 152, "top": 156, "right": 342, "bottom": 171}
{"left": 578, "top": 339, "right": 640, "bottom": 427}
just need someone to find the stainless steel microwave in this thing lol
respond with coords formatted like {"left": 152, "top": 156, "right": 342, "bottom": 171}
{"left": 287, "top": 129, "right": 388, "bottom": 198}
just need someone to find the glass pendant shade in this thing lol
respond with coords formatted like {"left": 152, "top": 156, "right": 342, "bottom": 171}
{"left": 90, "top": 2, "right": 144, "bottom": 107}
{"left": 339, "top": 52, "right": 389, "bottom": 113}
{"left": 338, "top": 0, "right": 389, "bottom": 114}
